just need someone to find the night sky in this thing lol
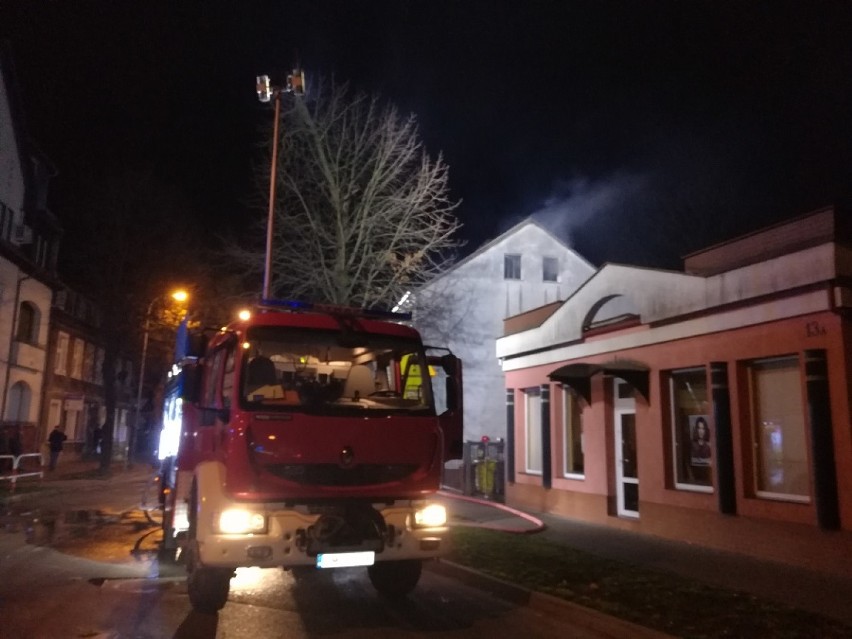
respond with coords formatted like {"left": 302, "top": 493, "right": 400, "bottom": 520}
{"left": 3, "top": 1, "right": 851, "bottom": 268}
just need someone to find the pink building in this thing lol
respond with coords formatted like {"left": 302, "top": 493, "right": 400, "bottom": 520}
{"left": 496, "top": 206, "right": 852, "bottom": 574}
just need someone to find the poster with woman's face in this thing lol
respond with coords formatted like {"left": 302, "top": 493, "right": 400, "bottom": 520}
{"left": 689, "top": 415, "right": 711, "bottom": 466}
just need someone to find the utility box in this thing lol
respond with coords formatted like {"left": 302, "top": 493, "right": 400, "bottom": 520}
{"left": 463, "top": 439, "right": 504, "bottom": 501}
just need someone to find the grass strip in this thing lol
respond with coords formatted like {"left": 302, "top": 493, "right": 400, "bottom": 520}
{"left": 448, "top": 527, "right": 852, "bottom": 639}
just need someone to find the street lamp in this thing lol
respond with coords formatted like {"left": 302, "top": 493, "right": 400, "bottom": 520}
{"left": 255, "top": 69, "right": 306, "bottom": 300}
{"left": 128, "top": 288, "right": 188, "bottom": 467}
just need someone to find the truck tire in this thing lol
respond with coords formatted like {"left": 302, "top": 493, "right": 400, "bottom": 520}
{"left": 187, "top": 561, "right": 232, "bottom": 614}
{"left": 186, "top": 480, "right": 231, "bottom": 613}
{"left": 368, "top": 559, "right": 422, "bottom": 598}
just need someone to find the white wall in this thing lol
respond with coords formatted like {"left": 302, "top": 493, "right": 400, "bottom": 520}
{"left": 0, "top": 264, "right": 52, "bottom": 423}
{"left": 0, "top": 59, "right": 25, "bottom": 212}
{"left": 0, "top": 57, "right": 52, "bottom": 430}
{"left": 414, "top": 221, "right": 594, "bottom": 443}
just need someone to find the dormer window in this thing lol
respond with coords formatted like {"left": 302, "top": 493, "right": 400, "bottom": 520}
{"left": 504, "top": 254, "right": 521, "bottom": 280}
{"left": 543, "top": 256, "right": 559, "bottom": 282}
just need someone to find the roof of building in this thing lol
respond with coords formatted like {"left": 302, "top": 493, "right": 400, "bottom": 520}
{"left": 683, "top": 204, "right": 851, "bottom": 276}
{"left": 425, "top": 217, "right": 594, "bottom": 288}
{"left": 497, "top": 205, "right": 852, "bottom": 364}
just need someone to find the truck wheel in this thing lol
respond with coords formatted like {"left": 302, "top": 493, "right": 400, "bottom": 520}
{"left": 185, "top": 481, "right": 231, "bottom": 613}
{"left": 187, "top": 560, "right": 232, "bottom": 614}
{"left": 368, "top": 560, "right": 422, "bottom": 598}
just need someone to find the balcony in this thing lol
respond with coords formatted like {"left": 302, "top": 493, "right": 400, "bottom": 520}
{"left": 11, "top": 340, "right": 46, "bottom": 371}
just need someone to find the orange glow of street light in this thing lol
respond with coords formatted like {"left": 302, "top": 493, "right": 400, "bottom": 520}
{"left": 130, "top": 287, "right": 190, "bottom": 469}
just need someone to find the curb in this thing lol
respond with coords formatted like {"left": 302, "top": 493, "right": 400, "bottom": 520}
{"left": 427, "top": 558, "right": 532, "bottom": 605}
{"left": 427, "top": 559, "right": 676, "bottom": 639}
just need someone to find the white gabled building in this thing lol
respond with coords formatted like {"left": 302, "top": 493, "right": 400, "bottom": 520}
{"left": 0, "top": 42, "right": 62, "bottom": 454}
{"left": 413, "top": 218, "right": 595, "bottom": 445}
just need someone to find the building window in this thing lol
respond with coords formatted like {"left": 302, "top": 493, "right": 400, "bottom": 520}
{"left": 6, "top": 381, "right": 31, "bottom": 422}
{"left": 0, "top": 201, "right": 11, "bottom": 241}
{"left": 48, "top": 399, "right": 62, "bottom": 430}
{"left": 16, "top": 302, "right": 38, "bottom": 344}
{"left": 95, "top": 348, "right": 104, "bottom": 385}
{"left": 116, "top": 409, "right": 128, "bottom": 443}
{"left": 524, "top": 388, "right": 542, "bottom": 474}
{"left": 543, "top": 256, "right": 559, "bottom": 282}
{"left": 504, "top": 254, "right": 521, "bottom": 280}
{"left": 63, "top": 397, "right": 84, "bottom": 440}
{"left": 669, "top": 367, "right": 712, "bottom": 491}
{"left": 55, "top": 332, "right": 70, "bottom": 375}
{"left": 122, "top": 359, "right": 133, "bottom": 386}
{"left": 35, "top": 235, "right": 46, "bottom": 268}
{"left": 83, "top": 342, "right": 96, "bottom": 382}
{"left": 71, "top": 339, "right": 85, "bottom": 379}
{"left": 562, "top": 386, "right": 584, "bottom": 477}
{"left": 748, "top": 356, "right": 810, "bottom": 502}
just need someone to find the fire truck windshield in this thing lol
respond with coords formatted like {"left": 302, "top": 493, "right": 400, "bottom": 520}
{"left": 239, "top": 326, "right": 435, "bottom": 414}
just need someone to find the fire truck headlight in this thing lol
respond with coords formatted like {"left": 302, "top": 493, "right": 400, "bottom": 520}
{"left": 217, "top": 509, "right": 267, "bottom": 535}
{"left": 413, "top": 503, "right": 447, "bottom": 528}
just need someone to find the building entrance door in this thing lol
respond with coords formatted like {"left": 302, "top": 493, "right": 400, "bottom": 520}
{"left": 614, "top": 378, "right": 638, "bottom": 518}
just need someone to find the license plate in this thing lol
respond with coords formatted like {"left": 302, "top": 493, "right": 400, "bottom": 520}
{"left": 316, "top": 551, "right": 376, "bottom": 568}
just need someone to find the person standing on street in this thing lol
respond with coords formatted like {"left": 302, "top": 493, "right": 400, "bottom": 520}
{"left": 92, "top": 425, "right": 103, "bottom": 457}
{"left": 47, "top": 426, "right": 67, "bottom": 471}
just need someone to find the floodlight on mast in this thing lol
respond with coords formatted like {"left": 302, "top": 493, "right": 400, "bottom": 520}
{"left": 256, "top": 69, "right": 306, "bottom": 299}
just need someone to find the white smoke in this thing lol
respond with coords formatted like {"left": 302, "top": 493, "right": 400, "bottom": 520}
{"left": 528, "top": 172, "right": 648, "bottom": 245}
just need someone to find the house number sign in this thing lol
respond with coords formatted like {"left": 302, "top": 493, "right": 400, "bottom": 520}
{"left": 806, "top": 321, "right": 826, "bottom": 337}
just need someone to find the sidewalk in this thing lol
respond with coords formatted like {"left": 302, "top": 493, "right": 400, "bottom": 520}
{"left": 1, "top": 455, "right": 156, "bottom": 506}
{"left": 437, "top": 491, "right": 852, "bottom": 627}
{"left": 44, "top": 456, "right": 154, "bottom": 478}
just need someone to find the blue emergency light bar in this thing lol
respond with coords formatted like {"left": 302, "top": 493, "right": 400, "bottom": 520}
{"left": 259, "top": 298, "right": 412, "bottom": 321}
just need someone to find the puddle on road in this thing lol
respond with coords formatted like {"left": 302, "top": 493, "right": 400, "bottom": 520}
{"left": 3, "top": 506, "right": 165, "bottom": 563}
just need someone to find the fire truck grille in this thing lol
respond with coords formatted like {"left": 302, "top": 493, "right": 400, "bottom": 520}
{"left": 265, "top": 463, "right": 419, "bottom": 486}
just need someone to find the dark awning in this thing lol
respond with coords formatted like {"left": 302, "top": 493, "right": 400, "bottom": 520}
{"left": 548, "top": 360, "right": 650, "bottom": 403}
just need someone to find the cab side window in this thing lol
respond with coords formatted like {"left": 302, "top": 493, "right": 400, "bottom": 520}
{"left": 203, "top": 349, "right": 226, "bottom": 408}
{"left": 221, "top": 346, "right": 236, "bottom": 409}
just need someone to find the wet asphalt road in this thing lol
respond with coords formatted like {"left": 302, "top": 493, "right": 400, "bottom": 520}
{"left": 0, "top": 547, "right": 602, "bottom": 639}
{"left": 0, "top": 471, "right": 625, "bottom": 639}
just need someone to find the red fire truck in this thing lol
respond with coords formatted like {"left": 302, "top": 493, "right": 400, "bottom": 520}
{"left": 156, "top": 299, "right": 463, "bottom": 613}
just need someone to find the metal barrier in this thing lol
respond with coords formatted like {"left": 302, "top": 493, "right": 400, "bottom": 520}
{"left": 0, "top": 453, "right": 44, "bottom": 490}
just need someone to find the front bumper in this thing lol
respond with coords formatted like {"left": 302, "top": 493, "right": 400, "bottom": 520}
{"left": 194, "top": 502, "right": 448, "bottom": 569}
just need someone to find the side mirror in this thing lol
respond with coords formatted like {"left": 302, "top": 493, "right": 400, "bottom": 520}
{"left": 179, "top": 362, "right": 202, "bottom": 402}
{"left": 186, "top": 333, "right": 208, "bottom": 358}
{"left": 439, "top": 354, "right": 459, "bottom": 377}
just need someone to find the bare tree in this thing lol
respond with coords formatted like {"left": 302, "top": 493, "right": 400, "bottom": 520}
{"left": 235, "top": 80, "right": 463, "bottom": 308}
